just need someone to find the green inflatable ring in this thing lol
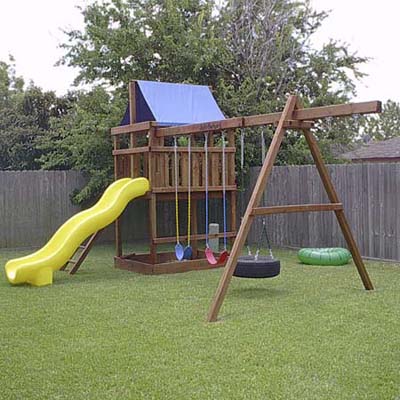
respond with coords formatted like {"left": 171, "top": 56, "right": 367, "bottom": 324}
{"left": 298, "top": 248, "right": 352, "bottom": 266}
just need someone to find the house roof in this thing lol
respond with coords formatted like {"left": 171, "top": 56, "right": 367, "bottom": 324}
{"left": 341, "top": 137, "right": 400, "bottom": 161}
{"left": 120, "top": 80, "right": 225, "bottom": 126}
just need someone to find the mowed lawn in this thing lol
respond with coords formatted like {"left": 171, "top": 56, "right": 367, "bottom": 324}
{"left": 0, "top": 244, "right": 399, "bottom": 400}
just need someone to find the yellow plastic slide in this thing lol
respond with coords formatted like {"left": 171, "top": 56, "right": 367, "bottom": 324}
{"left": 5, "top": 177, "right": 149, "bottom": 287}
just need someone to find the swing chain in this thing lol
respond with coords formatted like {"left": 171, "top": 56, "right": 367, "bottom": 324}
{"left": 187, "top": 135, "right": 191, "bottom": 246}
{"left": 256, "top": 218, "right": 274, "bottom": 260}
{"left": 173, "top": 136, "right": 180, "bottom": 244}
{"left": 204, "top": 132, "right": 210, "bottom": 248}
{"left": 240, "top": 128, "right": 251, "bottom": 255}
{"left": 222, "top": 131, "right": 227, "bottom": 251}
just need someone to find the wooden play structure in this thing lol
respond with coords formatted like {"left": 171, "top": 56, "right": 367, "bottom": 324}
{"left": 109, "top": 80, "right": 380, "bottom": 321}
{"left": 112, "top": 81, "right": 238, "bottom": 274}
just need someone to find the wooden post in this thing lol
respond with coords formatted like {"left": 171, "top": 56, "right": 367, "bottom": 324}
{"left": 113, "top": 135, "right": 122, "bottom": 257}
{"left": 148, "top": 127, "right": 159, "bottom": 263}
{"left": 149, "top": 193, "right": 158, "bottom": 264}
{"left": 129, "top": 81, "right": 138, "bottom": 178}
{"left": 303, "top": 129, "right": 374, "bottom": 290}
{"left": 207, "top": 95, "right": 298, "bottom": 322}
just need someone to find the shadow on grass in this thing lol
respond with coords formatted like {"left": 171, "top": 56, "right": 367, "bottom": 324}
{"left": 229, "top": 286, "right": 288, "bottom": 299}
{"left": 52, "top": 269, "right": 141, "bottom": 286}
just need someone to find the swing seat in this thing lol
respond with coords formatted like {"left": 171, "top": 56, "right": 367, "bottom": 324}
{"left": 175, "top": 243, "right": 184, "bottom": 261}
{"left": 234, "top": 255, "right": 280, "bottom": 278}
{"left": 205, "top": 248, "right": 229, "bottom": 265}
{"left": 183, "top": 245, "right": 193, "bottom": 260}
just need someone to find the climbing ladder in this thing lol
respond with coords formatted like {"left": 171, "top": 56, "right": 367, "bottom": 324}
{"left": 60, "top": 231, "right": 101, "bottom": 275}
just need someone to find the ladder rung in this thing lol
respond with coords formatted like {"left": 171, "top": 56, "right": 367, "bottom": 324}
{"left": 251, "top": 203, "right": 343, "bottom": 216}
{"left": 79, "top": 245, "right": 86, "bottom": 249}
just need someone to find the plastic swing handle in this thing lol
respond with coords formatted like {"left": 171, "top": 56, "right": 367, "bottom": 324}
{"left": 174, "top": 136, "right": 184, "bottom": 261}
{"left": 205, "top": 247, "right": 218, "bottom": 265}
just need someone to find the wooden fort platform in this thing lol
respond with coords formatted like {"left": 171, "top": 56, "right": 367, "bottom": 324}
{"left": 112, "top": 82, "right": 237, "bottom": 274}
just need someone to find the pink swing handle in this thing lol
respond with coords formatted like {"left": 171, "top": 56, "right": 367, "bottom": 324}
{"left": 205, "top": 247, "right": 218, "bottom": 265}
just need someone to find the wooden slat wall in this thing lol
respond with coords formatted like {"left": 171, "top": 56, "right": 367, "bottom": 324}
{"left": 0, "top": 171, "right": 148, "bottom": 249}
{"left": 0, "top": 171, "right": 86, "bottom": 248}
{"left": 246, "top": 163, "right": 400, "bottom": 261}
{"left": 1, "top": 164, "right": 399, "bottom": 262}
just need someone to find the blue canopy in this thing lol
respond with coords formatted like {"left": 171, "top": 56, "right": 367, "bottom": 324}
{"left": 120, "top": 80, "right": 225, "bottom": 126}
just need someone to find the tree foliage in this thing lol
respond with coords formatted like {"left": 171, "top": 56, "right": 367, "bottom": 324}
{"left": 59, "top": 0, "right": 220, "bottom": 89}
{"left": 58, "top": 0, "right": 369, "bottom": 178}
{"left": 38, "top": 87, "right": 125, "bottom": 204}
{"left": 0, "top": 59, "right": 70, "bottom": 170}
{"left": 361, "top": 100, "right": 400, "bottom": 141}
{"left": 3, "top": 0, "right": 383, "bottom": 202}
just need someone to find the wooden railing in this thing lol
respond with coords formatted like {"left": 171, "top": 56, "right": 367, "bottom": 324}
{"left": 112, "top": 129, "right": 237, "bottom": 191}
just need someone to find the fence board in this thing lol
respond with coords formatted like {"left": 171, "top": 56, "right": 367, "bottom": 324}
{"left": 246, "top": 163, "right": 400, "bottom": 261}
{"left": 1, "top": 164, "right": 399, "bottom": 262}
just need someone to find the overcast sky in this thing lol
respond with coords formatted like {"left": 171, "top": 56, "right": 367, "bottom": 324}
{"left": 0, "top": 0, "right": 398, "bottom": 103}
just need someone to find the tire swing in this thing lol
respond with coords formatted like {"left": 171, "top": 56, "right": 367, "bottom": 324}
{"left": 234, "top": 129, "right": 281, "bottom": 279}
{"left": 234, "top": 219, "right": 281, "bottom": 278}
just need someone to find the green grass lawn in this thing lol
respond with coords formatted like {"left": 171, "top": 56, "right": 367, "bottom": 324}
{"left": 0, "top": 244, "right": 399, "bottom": 400}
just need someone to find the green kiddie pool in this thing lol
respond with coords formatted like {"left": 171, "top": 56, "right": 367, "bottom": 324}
{"left": 298, "top": 248, "right": 352, "bottom": 266}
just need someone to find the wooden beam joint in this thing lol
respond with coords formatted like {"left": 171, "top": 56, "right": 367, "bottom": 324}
{"left": 251, "top": 203, "right": 343, "bottom": 216}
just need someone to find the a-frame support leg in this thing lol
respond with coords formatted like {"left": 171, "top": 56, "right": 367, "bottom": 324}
{"left": 207, "top": 96, "right": 374, "bottom": 323}
{"left": 303, "top": 129, "right": 374, "bottom": 290}
{"left": 207, "top": 95, "right": 298, "bottom": 322}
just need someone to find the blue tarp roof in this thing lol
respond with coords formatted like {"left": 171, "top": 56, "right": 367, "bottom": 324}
{"left": 120, "top": 80, "right": 225, "bottom": 126}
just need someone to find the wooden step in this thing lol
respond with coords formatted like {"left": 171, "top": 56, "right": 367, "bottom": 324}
{"left": 59, "top": 231, "right": 101, "bottom": 274}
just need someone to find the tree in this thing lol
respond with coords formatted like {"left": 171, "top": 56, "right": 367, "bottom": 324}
{"left": 59, "top": 0, "right": 221, "bottom": 89}
{"left": 214, "top": 0, "right": 368, "bottom": 167}
{"left": 38, "top": 87, "right": 125, "bottom": 204}
{"left": 0, "top": 58, "right": 69, "bottom": 170}
{"left": 51, "top": 0, "right": 371, "bottom": 201}
{"left": 361, "top": 100, "right": 400, "bottom": 141}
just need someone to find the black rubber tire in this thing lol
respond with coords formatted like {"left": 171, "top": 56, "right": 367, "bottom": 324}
{"left": 233, "top": 256, "right": 281, "bottom": 279}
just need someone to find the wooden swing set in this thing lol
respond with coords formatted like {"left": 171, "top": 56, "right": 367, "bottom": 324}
{"left": 108, "top": 81, "right": 381, "bottom": 322}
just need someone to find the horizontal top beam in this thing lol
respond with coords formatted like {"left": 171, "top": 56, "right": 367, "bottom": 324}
{"left": 154, "top": 119, "right": 314, "bottom": 137}
{"left": 244, "top": 101, "right": 381, "bottom": 127}
{"left": 155, "top": 117, "right": 243, "bottom": 137}
{"left": 111, "top": 100, "right": 381, "bottom": 136}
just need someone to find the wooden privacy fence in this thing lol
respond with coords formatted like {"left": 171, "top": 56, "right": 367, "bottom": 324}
{"left": 1, "top": 164, "right": 399, "bottom": 261}
{"left": 246, "top": 163, "right": 400, "bottom": 262}
{"left": 0, "top": 170, "right": 224, "bottom": 249}
{"left": 0, "top": 171, "right": 86, "bottom": 248}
